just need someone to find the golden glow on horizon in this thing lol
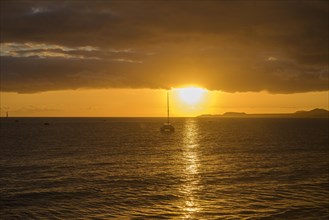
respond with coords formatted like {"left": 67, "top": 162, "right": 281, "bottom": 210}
{"left": 175, "top": 87, "right": 207, "bottom": 105}
{"left": 0, "top": 89, "right": 328, "bottom": 117}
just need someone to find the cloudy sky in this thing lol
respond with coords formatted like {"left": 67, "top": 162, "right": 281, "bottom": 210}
{"left": 0, "top": 0, "right": 328, "bottom": 116}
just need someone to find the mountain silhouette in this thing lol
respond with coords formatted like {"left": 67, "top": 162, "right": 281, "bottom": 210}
{"left": 294, "top": 108, "right": 329, "bottom": 118}
{"left": 198, "top": 108, "right": 329, "bottom": 118}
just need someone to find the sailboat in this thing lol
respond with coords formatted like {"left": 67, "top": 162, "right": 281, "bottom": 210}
{"left": 160, "top": 91, "right": 175, "bottom": 132}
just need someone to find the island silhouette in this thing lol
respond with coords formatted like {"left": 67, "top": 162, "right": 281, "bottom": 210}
{"left": 198, "top": 108, "right": 329, "bottom": 118}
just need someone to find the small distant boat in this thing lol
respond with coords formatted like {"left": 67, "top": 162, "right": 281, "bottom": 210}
{"left": 44, "top": 122, "right": 50, "bottom": 126}
{"left": 160, "top": 91, "right": 175, "bottom": 132}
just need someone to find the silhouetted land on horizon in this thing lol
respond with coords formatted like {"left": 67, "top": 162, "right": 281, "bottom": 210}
{"left": 198, "top": 108, "right": 329, "bottom": 118}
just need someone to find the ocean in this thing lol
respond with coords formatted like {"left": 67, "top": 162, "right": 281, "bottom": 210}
{"left": 1, "top": 117, "right": 328, "bottom": 219}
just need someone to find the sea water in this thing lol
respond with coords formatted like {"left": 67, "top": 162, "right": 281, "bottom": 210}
{"left": 1, "top": 117, "right": 328, "bottom": 219}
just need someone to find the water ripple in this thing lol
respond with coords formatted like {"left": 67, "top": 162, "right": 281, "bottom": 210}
{"left": 1, "top": 117, "right": 328, "bottom": 219}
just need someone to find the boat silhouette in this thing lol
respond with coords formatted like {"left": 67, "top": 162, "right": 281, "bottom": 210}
{"left": 160, "top": 91, "right": 175, "bottom": 132}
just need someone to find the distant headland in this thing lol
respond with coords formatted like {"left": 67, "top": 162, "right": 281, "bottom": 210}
{"left": 198, "top": 108, "right": 329, "bottom": 118}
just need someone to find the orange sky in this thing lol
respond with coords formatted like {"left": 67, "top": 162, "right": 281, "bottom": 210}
{"left": 1, "top": 89, "right": 328, "bottom": 117}
{"left": 1, "top": 1, "right": 328, "bottom": 117}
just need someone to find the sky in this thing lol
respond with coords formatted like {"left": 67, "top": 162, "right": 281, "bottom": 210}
{"left": 0, "top": 0, "right": 328, "bottom": 117}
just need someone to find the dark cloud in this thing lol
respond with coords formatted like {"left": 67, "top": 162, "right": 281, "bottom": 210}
{"left": 0, "top": 0, "right": 328, "bottom": 93}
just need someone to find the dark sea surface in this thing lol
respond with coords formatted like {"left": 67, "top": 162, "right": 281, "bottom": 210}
{"left": 1, "top": 117, "right": 328, "bottom": 219}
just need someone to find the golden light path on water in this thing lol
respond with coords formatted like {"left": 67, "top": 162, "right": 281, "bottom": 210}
{"left": 180, "top": 118, "right": 201, "bottom": 218}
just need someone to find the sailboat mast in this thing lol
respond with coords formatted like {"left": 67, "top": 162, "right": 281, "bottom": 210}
{"left": 167, "top": 91, "right": 170, "bottom": 123}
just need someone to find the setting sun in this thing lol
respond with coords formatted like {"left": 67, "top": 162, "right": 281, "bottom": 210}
{"left": 176, "top": 87, "right": 207, "bottom": 105}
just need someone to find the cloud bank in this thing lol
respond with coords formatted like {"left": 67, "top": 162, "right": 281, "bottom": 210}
{"left": 1, "top": 0, "right": 328, "bottom": 93}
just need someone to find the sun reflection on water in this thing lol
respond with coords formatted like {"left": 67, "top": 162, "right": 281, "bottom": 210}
{"left": 180, "top": 118, "right": 201, "bottom": 219}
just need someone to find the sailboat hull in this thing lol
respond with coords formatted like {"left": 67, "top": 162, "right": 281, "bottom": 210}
{"left": 160, "top": 124, "right": 175, "bottom": 132}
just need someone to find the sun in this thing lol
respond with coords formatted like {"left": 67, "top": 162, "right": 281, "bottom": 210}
{"left": 176, "top": 87, "right": 206, "bottom": 105}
